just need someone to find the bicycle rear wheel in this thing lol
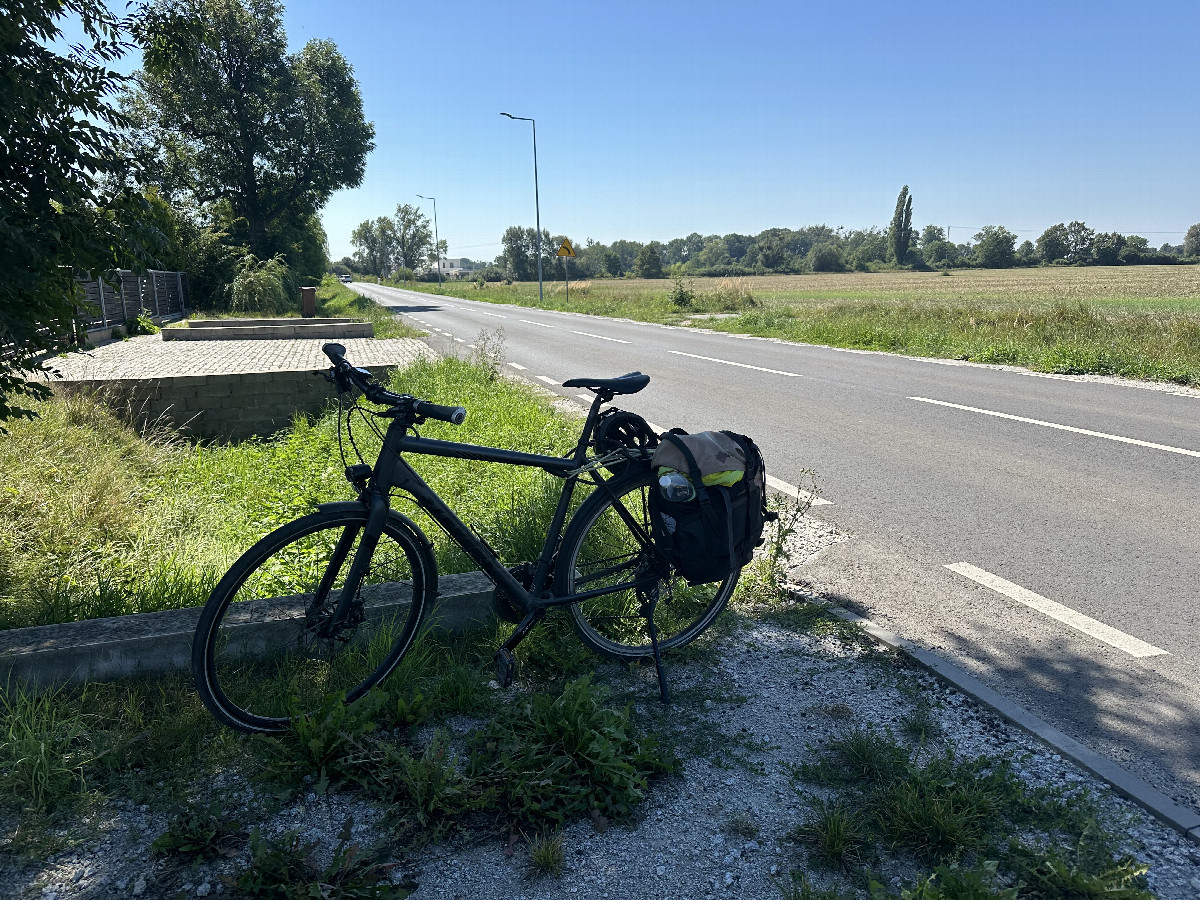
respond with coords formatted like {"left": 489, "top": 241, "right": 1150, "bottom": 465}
{"left": 192, "top": 507, "right": 434, "bottom": 734}
{"left": 556, "top": 468, "right": 739, "bottom": 661}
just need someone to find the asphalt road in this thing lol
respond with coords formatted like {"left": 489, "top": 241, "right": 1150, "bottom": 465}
{"left": 352, "top": 282, "right": 1200, "bottom": 810}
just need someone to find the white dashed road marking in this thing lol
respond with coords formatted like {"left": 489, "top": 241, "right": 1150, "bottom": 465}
{"left": 521, "top": 320, "right": 554, "bottom": 328}
{"left": 572, "top": 331, "right": 630, "bottom": 344}
{"left": 577, "top": 394, "right": 592, "bottom": 402}
{"left": 765, "top": 474, "right": 832, "bottom": 506}
{"left": 536, "top": 376, "right": 559, "bottom": 386}
{"left": 454, "top": 338, "right": 465, "bottom": 343}
{"left": 910, "top": 397, "right": 1200, "bottom": 459}
{"left": 944, "top": 562, "right": 1168, "bottom": 658}
{"left": 667, "top": 351, "right": 803, "bottom": 378}
{"left": 478, "top": 311, "right": 507, "bottom": 319}
{"left": 508, "top": 362, "right": 527, "bottom": 371}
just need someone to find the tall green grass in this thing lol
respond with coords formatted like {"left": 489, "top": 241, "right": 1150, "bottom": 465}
{"left": 714, "top": 300, "right": 1200, "bottom": 384}
{"left": 0, "top": 354, "right": 578, "bottom": 629}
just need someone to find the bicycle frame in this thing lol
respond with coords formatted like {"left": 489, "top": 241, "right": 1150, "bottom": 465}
{"left": 335, "top": 393, "right": 660, "bottom": 651}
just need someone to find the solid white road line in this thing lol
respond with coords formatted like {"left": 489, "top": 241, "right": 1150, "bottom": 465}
{"left": 507, "top": 362, "right": 527, "bottom": 371}
{"left": 572, "top": 330, "right": 630, "bottom": 344}
{"left": 668, "top": 350, "right": 803, "bottom": 377}
{"left": 910, "top": 397, "right": 1200, "bottom": 459}
{"left": 521, "top": 319, "right": 554, "bottom": 328}
{"left": 765, "top": 474, "right": 832, "bottom": 507}
{"left": 536, "top": 376, "right": 560, "bottom": 386}
{"left": 944, "top": 562, "right": 1168, "bottom": 658}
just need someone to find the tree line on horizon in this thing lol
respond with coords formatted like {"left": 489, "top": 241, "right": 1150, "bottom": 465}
{"left": 342, "top": 187, "right": 1199, "bottom": 283}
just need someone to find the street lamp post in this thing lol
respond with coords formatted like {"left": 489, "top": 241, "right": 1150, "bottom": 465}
{"left": 501, "top": 112, "right": 543, "bottom": 303}
{"left": 416, "top": 194, "right": 441, "bottom": 288}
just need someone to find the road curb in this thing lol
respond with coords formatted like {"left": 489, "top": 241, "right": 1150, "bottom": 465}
{"left": 820, "top": 602, "right": 1200, "bottom": 844}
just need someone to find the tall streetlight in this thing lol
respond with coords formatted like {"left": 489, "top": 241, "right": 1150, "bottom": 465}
{"left": 500, "top": 112, "right": 543, "bottom": 303}
{"left": 416, "top": 194, "right": 442, "bottom": 288}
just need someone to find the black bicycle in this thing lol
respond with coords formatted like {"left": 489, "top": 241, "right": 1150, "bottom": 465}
{"left": 191, "top": 343, "right": 741, "bottom": 733}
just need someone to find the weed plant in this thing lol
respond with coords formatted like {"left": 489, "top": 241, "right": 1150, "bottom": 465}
{"left": 234, "top": 820, "right": 410, "bottom": 899}
{"left": 790, "top": 726, "right": 1150, "bottom": 898}
{"left": 468, "top": 675, "right": 677, "bottom": 828}
{"left": 526, "top": 829, "right": 566, "bottom": 877}
{"left": 152, "top": 801, "right": 245, "bottom": 859}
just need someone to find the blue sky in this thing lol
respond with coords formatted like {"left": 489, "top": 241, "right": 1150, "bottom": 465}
{"left": 63, "top": 0, "right": 1200, "bottom": 262}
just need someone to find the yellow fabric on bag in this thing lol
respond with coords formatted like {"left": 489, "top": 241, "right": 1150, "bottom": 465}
{"left": 657, "top": 467, "right": 744, "bottom": 487}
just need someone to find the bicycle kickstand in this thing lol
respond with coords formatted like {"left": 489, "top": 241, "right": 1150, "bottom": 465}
{"left": 641, "top": 587, "right": 671, "bottom": 705}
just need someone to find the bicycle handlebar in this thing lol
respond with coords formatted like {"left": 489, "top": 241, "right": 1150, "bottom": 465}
{"left": 322, "top": 342, "right": 467, "bottom": 425}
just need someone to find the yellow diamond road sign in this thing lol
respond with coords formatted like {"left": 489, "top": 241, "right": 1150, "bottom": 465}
{"left": 556, "top": 237, "right": 576, "bottom": 257}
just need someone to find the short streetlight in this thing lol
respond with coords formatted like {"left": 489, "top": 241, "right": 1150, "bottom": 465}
{"left": 500, "top": 112, "right": 543, "bottom": 303}
{"left": 416, "top": 194, "right": 441, "bottom": 288}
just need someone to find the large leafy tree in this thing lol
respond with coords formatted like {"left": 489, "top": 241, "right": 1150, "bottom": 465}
{"left": 888, "top": 185, "right": 914, "bottom": 264}
{"left": 125, "top": 0, "right": 374, "bottom": 268}
{"left": 0, "top": 0, "right": 159, "bottom": 424}
{"left": 1036, "top": 224, "right": 1069, "bottom": 263}
{"left": 1184, "top": 224, "right": 1200, "bottom": 258}
{"left": 973, "top": 226, "right": 1017, "bottom": 268}
{"left": 393, "top": 204, "right": 433, "bottom": 271}
{"left": 350, "top": 217, "right": 397, "bottom": 277}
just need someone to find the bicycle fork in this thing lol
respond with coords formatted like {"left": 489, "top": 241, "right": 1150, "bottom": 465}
{"left": 320, "top": 492, "right": 390, "bottom": 639}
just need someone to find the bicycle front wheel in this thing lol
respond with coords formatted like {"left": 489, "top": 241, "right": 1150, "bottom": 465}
{"left": 192, "top": 507, "right": 434, "bottom": 734}
{"left": 557, "top": 468, "right": 739, "bottom": 661}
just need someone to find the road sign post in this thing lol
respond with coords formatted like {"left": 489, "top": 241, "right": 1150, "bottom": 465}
{"left": 557, "top": 237, "right": 575, "bottom": 303}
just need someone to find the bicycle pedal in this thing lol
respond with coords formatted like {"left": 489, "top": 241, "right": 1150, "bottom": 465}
{"left": 495, "top": 648, "right": 516, "bottom": 688}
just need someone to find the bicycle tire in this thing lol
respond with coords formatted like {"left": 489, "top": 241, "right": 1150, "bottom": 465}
{"left": 556, "top": 467, "right": 739, "bottom": 661}
{"left": 192, "top": 506, "right": 435, "bottom": 734}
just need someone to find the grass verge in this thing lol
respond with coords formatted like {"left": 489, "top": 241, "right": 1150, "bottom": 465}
{"left": 0, "top": 351, "right": 577, "bottom": 629}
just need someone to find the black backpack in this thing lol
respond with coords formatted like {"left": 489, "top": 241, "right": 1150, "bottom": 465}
{"left": 648, "top": 430, "right": 774, "bottom": 585}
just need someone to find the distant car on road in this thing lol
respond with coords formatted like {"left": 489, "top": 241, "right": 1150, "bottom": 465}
{"left": 339, "top": 274, "right": 352, "bottom": 283}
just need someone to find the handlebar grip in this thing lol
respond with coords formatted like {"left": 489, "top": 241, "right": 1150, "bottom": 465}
{"left": 414, "top": 400, "right": 467, "bottom": 425}
{"left": 322, "top": 343, "right": 348, "bottom": 366}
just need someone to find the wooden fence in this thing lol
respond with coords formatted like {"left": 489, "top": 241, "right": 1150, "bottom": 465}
{"left": 76, "top": 270, "right": 190, "bottom": 329}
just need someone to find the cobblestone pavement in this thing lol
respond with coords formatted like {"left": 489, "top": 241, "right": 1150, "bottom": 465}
{"left": 40, "top": 335, "right": 433, "bottom": 381}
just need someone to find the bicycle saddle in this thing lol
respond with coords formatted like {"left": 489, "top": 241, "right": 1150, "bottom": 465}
{"left": 561, "top": 372, "right": 650, "bottom": 395}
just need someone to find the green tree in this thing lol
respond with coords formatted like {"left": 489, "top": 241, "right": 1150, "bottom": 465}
{"left": 1064, "top": 221, "right": 1096, "bottom": 264}
{"left": 1036, "top": 224, "right": 1070, "bottom": 263}
{"left": 633, "top": 245, "right": 664, "bottom": 278}
{"left": 125, "top": 0, "right": 374, "bottom": 266}
{"left": 393, "top": 204, "right": 432, "bottom": 271}
{"left": 1091, "top": 232, "right": 1126, "bottom": 266}
{"left": 602, "top": 249, "right": 623, "bottom": 277}
{"left": 922, "top": 240, "right": 959, "bottom": 267}
{"left": 1015, "top": 240, "right": 1038, "bottom": 267}
{"left": 1184, "top": 224, "right": 1200, "bottom": 258}
{"left": 888, "top": 185, "right": 914, "bottom": 264}
{"left": 920, "top": 224, "right": 946, "bottom": 247}
{"left": 0, "top": 0, "right": 161, "bottom": 423}
{"left": 972, "top": 226, "right": 1017, "bottom": 268}
{"left": 501, "top": 226, "right": 551, "bottom": 281}
{"left": 350, "top": 217, "right": 397, "bottom": 277}
{"left": 807, "top": 243, "right": 845, "bottom": 273}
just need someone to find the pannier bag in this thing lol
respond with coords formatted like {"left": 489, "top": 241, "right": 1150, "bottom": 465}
{"left": 649, "top": 430, "right": 774, "bottom": 585}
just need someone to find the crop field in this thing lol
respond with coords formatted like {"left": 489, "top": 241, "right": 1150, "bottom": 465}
{"left": 410, "top": 265, "right": 1200, "bottom": 384}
